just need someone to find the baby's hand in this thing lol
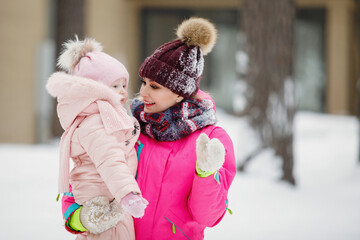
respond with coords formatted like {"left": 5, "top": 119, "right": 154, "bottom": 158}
{"left": 80, "top": 196, "right": 124, "bottom": 234}
{"left": 120, "top": 192, "right": 148, "bottom": 218}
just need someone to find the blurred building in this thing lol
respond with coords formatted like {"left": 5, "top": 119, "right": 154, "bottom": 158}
{"left": 0, "top": 0, "right": 358, "bottom": 143}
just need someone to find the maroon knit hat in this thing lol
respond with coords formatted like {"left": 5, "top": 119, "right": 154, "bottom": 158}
{"left": 139, "top": 17, "right": 217, "bottom": 99}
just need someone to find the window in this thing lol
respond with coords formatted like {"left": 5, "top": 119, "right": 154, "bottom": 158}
{"left": 294, "top": 8, "right": 326, "bottom": 112}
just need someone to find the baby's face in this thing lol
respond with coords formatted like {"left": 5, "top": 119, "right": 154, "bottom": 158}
{"left": 110, "top": 78, "right": 128, "bottom": 106}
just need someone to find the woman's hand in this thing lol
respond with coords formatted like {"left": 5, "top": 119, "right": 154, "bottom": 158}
{"left": 120, "top": 192, "right": 149, "bottom": 218}
{"left": 196, "top": 133, "right": 225, "bottom": 175}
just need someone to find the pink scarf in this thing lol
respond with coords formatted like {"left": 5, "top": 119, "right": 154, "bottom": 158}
{"left": 58, "top": 101, "right": 133, "bottom": 193}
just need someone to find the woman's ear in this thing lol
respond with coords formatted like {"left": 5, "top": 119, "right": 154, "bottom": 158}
{"left": 176, "top": 96, "right": 184, "bottom": 103}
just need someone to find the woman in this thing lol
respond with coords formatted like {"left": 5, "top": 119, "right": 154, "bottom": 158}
{"left": 131, "top": 16, "right": 236, "bottom": 240}
{"left": 63, "top": 17, "right": 236, "bottom": 240}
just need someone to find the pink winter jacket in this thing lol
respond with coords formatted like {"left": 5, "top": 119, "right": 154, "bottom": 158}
{"left": 47, "top": 72, "right": 141, "bottom": 239}
{"left": 133, "top": 93, "right": 236, "bottom": 240}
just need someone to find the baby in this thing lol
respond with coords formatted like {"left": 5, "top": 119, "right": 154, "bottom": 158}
{"left": 46, "top": 37, "right": 147, "bottom": 240}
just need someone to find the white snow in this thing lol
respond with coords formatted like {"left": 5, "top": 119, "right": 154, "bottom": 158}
{"left": 0, "top": 111, "right": 359, "bottom": 240}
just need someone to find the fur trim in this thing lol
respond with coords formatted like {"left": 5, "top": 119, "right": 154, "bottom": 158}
{"left": 176, "top": 17, "right": 217, "bottom": 56}
{"left": 46, "top": 72, "right": 123, "bottom": 104}
{"left": 57, "top": 36, "right": 103, "bottom": 73}
{"left": 46, "top": 72, "right": 126, "bottom": 130}
{"left": 196, "top": 133, "right": 225, "bottom": 172}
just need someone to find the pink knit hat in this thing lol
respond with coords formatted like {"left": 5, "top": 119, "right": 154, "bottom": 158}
{"left": 139, "top": 17, "right": 217, "bottom": 99}
{"left": 58, "top": 37, "right": 129, "bottom": 88}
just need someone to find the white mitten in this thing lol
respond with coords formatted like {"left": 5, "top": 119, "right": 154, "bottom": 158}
{"left": 120, "top": 192, "right": 149, "bottom": 218}
{"left": 196, "top": 133, "right": 225, "bottom": 174}
{"left": 80, "top": 196, "right": 125, "bottom": 234}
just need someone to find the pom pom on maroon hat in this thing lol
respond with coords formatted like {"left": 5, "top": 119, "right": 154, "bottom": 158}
{"left": 139, "top": 17, "right": 217, "bottom": 99}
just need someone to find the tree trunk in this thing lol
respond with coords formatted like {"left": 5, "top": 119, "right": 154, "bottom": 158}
{"left": 51, "top": 0, "right": 85, "bottom": 137}
{"left": 240, "top": 0, "right": 296, "bottom": 185}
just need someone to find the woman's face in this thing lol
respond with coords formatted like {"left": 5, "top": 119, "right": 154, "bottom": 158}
{"left": 110, "top": 78, "right": 128, "bottom": 106}
{"left": 140, "top": 78, "right": 183, "bottom": 113}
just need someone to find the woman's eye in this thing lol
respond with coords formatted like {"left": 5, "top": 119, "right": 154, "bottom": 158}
{"left": 123, "top": 85, "right": 126, "bottom": 88}
{"left": 150, "top": 84, "right": 158, "bottom": 89}
{"left": 112, "top": 85, "right": 118, "bottom": 88}
{"left": 140, "top": 79, "right": 146, "bottom": 85}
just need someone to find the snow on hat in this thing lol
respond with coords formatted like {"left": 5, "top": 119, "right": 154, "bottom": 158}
{"left": 139, "top": 17, "right": 217, "bottom": 99}
{"left": 57, "top": 36, "right": 129, "bottom": 88}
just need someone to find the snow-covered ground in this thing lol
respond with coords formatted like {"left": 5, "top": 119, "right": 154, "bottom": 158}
{"left": 0, "top": 111, "right": 359, "bottom": 240}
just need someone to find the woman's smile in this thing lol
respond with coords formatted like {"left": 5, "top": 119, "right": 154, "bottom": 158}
{"left": 143, "top": 100, "right": 155, "bottom": 108}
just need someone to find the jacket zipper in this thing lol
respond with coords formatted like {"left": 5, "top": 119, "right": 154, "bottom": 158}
{"left": 164, "top": 216, "right": 191, "bottom": 240}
